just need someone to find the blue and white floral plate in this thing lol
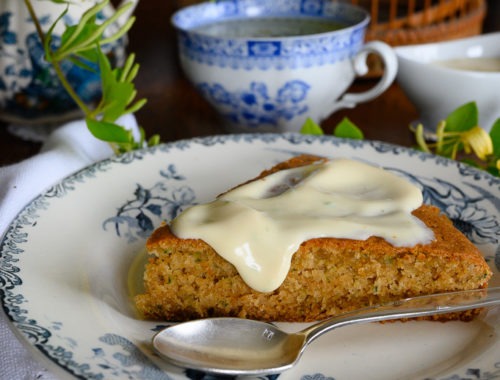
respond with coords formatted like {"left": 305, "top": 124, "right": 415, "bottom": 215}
{"left": 1, "top": 134, "right": 499, "bottom": 380}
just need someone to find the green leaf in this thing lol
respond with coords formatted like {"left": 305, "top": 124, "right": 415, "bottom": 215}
{"left": 98, "top": 53, "right": 129, "bottom": 120}
{"left": 333, "top": 117, "right": 364, "bottom": 139}
{"left": 56, "top": 20, "right": 97, "bottom": 57}
{"left": 86, "top": 118, "right": 133, "bottom": 143}
{"left": 100, "top": 15, "right": 135, "bottom": 47}
{"left": 148, "top": 133, "right": 161, "bottom": 147}
{"left": 43, "top": 4, "right": 68, "bottom": 61}
{"left": 489, "top": 118, "right": 500, "bottom": 156}
{"left": 460, "top": 158, "right": 480, "bottom": 168}
{"left": 48, "top": 0, "right": 75, "bottom": 4}
{"left": 57, "top": 0, "right": 108, "bottom": 54}
{"left": 300, "top": 117, "right": 324, "bottom": 135}
{"left": 55, "top": 1, "right": 134, "bottom": 60}
{"left": 79, "top": 3, "right": 135, "bottom": 51}
{"left": 94, "top": 48, "right": 142, "bottom": 121}
{"left": 77, "top": 47, "right": 101, "bottom": 63}
{"left": 105, "top": 82, "right": 135, "bottom": 120}
{"left": 67, "top": 54, "right": 99, "bottom": 73}
{"left": 27, "top": 0, "right": 159, "bottom": 153}
{"left": 445, "top": 102, "right": 478, "bottom": 132}
{"left": 488, "top": 167, "right": 500, "bottom": 177}
{"left": 126, "top": 98, "right": 147, "bottom": 114}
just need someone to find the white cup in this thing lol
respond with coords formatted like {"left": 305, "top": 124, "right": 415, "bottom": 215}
{"left": 172, "top": 0, "right": 398, "bottom": 133}
{"left": 395, "top": 32, "right": 500, "bottom": 133}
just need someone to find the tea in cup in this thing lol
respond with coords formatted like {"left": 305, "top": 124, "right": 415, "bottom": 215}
{"left": 172, "top": 0, "right": 398, "bottom": 133}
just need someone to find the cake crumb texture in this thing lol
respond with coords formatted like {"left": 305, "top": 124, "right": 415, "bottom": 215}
{"left": 134, "top": 155, "right": 492, "bottom": 322}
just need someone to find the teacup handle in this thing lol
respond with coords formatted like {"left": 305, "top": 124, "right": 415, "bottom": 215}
{"left": 331, "top": 41, "right": 398, "bottom": 113}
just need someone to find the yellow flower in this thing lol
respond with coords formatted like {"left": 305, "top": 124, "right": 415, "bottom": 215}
{"left": 460, "top": 126, "right": 493, "bottom": 160}
{"left": 414, "top": 123, "right": 431, "bottom": 153}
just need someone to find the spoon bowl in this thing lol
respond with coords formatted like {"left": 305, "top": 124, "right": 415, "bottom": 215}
{"left": 153, "top": 287, "right": 500, "bottom": 376}
{"left": 153, "top": 317, "right": 305, "bottom": 375}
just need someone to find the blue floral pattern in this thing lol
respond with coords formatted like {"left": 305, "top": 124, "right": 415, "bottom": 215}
{"left": 0, "top": 134, "right": 499, "bottom": 379}
{"left": 0, "top": 9, "right": 123, "bottom": 121}
{"left": 102, "top": 164, "right": 196, "bottom": 243}
{"left": 386, "top": 168, "right": 500, "bottom": 247}
{"left": 301, "top": 375, "right": 335, "bottom": 380}
{"left": 94, "top": 334, "right": 173, "bottom": 379}
{"left": 198, "top": 80, "right": 310, "bottom": 129}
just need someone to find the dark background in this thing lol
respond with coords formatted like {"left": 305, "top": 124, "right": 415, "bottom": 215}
{"left": 1, "top": 0, "right": 499, "bottom": 166}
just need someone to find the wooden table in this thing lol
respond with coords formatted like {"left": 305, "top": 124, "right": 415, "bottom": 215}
{"left": 1, "top": 1, "right": 499, "bottom": 167}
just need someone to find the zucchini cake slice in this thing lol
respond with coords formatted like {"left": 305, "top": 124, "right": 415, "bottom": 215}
{"left": 134, "top": 155, "right": 492, "bottom": 322}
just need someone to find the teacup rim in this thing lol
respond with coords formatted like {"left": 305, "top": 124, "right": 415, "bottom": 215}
{"left": 394, "top": 31, "right": 500, "bottom": 52}
{"left": 171, "top": 0, "right": 370, "bottom": 41}
{"left": 394, "top": 31, "right": 500, "bottom": 76}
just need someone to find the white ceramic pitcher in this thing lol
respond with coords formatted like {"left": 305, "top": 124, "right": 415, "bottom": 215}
{"left": 0, "top": 0, "right": 139, "bottom": 125}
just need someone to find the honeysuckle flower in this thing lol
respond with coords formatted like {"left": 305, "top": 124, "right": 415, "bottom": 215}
{"left": 304, "top": 101, "right": 499, "bottom": 177}
{"left": 460, "top": 126, "right": 493, "bottom": 160}
{"left": 435, "top": 120, "right": 446, "bottom": 154}
{"left": 415, "top": 121, "right": 493, "bottom": 162}
{"left": 414, "top": 123, "right": 431, "bottom": 153}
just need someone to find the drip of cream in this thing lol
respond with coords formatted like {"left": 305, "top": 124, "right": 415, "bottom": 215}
{"left": 170, "top": 158, "right": 434, "bottom": 292}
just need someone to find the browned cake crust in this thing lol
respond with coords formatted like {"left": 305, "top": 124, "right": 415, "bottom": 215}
{"left": 134, "top": 155, "right": 492, "bottom": 322}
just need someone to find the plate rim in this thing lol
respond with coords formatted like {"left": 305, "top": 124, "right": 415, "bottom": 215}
{"left": 1, "top": 132, "right": 499, "bottom": 380}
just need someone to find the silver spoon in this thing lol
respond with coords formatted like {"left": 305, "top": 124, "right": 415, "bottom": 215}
{"left": 153, "top": 287, "right": 500, "bottom": 376}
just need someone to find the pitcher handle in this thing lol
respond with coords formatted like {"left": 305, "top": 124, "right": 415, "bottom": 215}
{"left": 330, "top": 41, "right": 398, "bottom": 113}
{"left": 115, "top": 0, "right": 140, "bottom": 28}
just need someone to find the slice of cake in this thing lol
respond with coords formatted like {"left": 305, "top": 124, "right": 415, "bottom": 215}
{"left": 134, "top": 155, "right": 492, "bottom": 322}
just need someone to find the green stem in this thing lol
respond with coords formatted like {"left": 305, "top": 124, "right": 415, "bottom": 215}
{"left": 23, "top": 0, "right": 45, "bottom": 46}
{"left": 24, "top": 0, "right": 92, "bottom": 116}
{"left": 51, "top": 56, "right": 92, "bottom": 114}
{"left": 414, "top": 124, "right": 431, "bottom": 153}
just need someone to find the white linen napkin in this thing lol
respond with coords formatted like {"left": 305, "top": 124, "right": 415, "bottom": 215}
{"left": 0, "top": 114, "right": 138, "bottom": 379}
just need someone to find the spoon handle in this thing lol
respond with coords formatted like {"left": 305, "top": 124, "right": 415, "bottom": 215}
{"left": 302, "top": 287, "right": 500, "bottom": 345}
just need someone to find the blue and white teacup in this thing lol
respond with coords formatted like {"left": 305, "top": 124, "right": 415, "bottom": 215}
{"left": 0, "top": 0, "right": 139, "bottom": 126}
{"left": 172, "top": 0, "right": 398, "bottom": 133}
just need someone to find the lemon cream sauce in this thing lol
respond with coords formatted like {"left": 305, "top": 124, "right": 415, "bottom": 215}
{"left": 170, "top": 159, "right": 434, "bottom": 292}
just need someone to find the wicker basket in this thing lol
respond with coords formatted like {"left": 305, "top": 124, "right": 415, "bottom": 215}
{"left": 175, "top": 0, "right": 487, "bottom": 45}
{"left": 351, "top": 0, "right": 487, "bottom": 45}
{"left": 346, "top": 0, "right": 486, "bottom": 75}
